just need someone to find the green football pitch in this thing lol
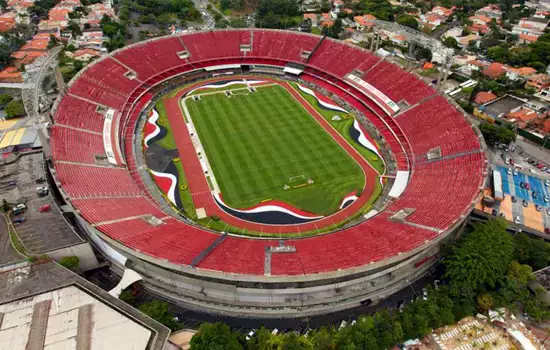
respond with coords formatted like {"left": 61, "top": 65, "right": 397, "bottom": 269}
{"left": 184, "top": 84, "right": 365, "bottom": 215}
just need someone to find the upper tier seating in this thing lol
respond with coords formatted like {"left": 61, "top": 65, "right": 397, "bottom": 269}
{"left": 249, "top": 31, "right": 320, "bottom": 63}
{"left": 395, "top": 96, "right": 481, "bottom": 158}
{"left": 362, "top": 60, "right": 436, "bottom": 105}
{"left": 113, "top": 37, "right": 187, "bottom": 80}
{"left": 181, "top": 30, "right": 251, "bottom": 61}
{"left": 53, "top": 95, "right": 105, "bottom": 133}
{"left": 307, "top": 40, "right": 369, "bottom": 78}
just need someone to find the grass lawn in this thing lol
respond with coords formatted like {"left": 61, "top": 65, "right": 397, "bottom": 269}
{"left": 185, "top": 84, "right": 365, "bottom": 215}
{"left": 155, "top": 100, "right": 177, "bottom": 150}
{"left": 291, "top": 83, "right": 386, "bottom": 174}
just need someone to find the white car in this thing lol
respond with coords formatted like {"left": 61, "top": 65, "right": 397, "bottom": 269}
{"left": 12, "top": 204, "right": 26, "bottom": 213}
{"left": 529, "top": 169, "right": 535, "bottom": 173}
{"left": 513, "top": 169, "right": 518, "bottom": 176}
{"left": 545, "top": 196, "right": 549, "bottom": 203}
{"left": 245, "top": 330, "right": 256, "bottom": 341}
{"left": 545, "top": 180, "right": 550, "bottom": 187}
{"left": 508, "top": 168, "right": 512, "bottom": 175}
{"left": 515, "top": 216, "right": 521, "bottom": 224}
{"left": 36, "top": 186, "right": 49, "bottom": 195}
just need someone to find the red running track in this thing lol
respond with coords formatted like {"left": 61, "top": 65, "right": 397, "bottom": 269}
{"left": 163, "top": 76, "right": 379, "bottom": 234}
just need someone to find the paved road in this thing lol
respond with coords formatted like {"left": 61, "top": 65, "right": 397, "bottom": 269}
{"left": 0, "top": 216, "right": 23, "bottom": 265}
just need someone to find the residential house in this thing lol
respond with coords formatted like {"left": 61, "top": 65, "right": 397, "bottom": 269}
{"left": 432, "top": 6, "right": 454, "bottom": 17}
{"left": 512, "top": 17, "right": 549, "bottom": 37}
{"left": 482, "top": 62, "right": 507, "bottom": 78}
{"left": 442, "top": 27, "right": 462, "bottom": 40}
{"left": 0, "top": 67, "right": 22, "bottom": 83}
{"left": 353, "top": 14, "right": 376, "bottom": 31}
{"left": 475, "top": 4, "right": 502, "bottom": 19}
{"left": 457, "top": 34, "right": 480, "bottom": 48}
{"left": 452, "top": 55, "right": 477, "bottom": 66}
{"left": 0, "top": 14, "right": 16, "bottom": 33}
{"left": 518, "top": 34, "right": 538, "bottom": 44}
{"left": 469, "top": 23, "right": 490, "bottom": 34}
{"left": 67, "top": 48, "right": 100, "bottom": 61}
{"left": 526, "top": 74, "right": 550, "bottom": 92}
{"left": 504, "top": 108, "right": 540, "bottom": 126}
{"left": 505, "top": 66, "right": 537, "bottom": 81}
{"left": 7, "top": 0, "right": 34, "bottom": 13}
{"left": 85, "top": 3, "right": 115, "bottom": 25}
{"left": 469, "top": 15, "right": 492, "bottom": 26}
{"left": 475, "top": 91, "right": 498, "bottom": 105}
{"left": 303, "top": 13, "right": 318, "bottom": 27}
{"left": 420, "top": 12, "right": 445, "bottom": 28}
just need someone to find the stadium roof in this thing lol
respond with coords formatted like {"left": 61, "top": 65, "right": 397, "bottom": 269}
{"left": 0, "top": 262, "right": 170, "bottom": 350}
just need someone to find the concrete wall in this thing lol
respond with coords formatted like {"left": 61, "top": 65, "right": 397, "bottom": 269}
{"left": 46, "top": 242, "right": 99, "bottom": 271}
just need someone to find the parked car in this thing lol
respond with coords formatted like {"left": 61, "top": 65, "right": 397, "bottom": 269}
{"left": 520, "top": 182, "right": 525, "bottom": 188}
{"left": 38, "top": 204, "right": 51, "bottom": 212}
{"left": 492, "top": 209, "right": 498, "bottom": 216}
{"left": 512, "top": 196, "right": 517, "bottom": 203}
{"left": 245, "top": 330, "right": 256, "bottom": 341}
{"left": 515, "top": 216, "right": 521, "bottom": 224}
{"left": 508, "top": 168, "right": 512, "bottom": 175}
{"left": 422, "top": 288, "right": 428, "bottom": 300}
{"left": 12, "top": 217, "right": 26, "bottom": 224}
{"left": 547, "top": 208, "right": 550, "bottom": 215}
{"left": 513, "top": 169, "right": 518, "bottom": 176}
{"left": 545, "top": 196, "right": 549, "bottom": 203}
{"left": 525, "top": 183, "right": 531, "bottom": 190}
{"left": 36, "top": 186, "right": 49, "bottom": 196}
{"left": 536, "top": 205, "right": 542, "bottom": 212}
{"left": 523, "top": 200, "right": 529, "bottom": 207}
{"left": 12, "top": 204, "right": 26, "bottom": 214}
{"left": 546, "top": 180, "right": 550, "bottom": 187}
{"left": 533, "top": 191, "right": 537, "bottom": 199}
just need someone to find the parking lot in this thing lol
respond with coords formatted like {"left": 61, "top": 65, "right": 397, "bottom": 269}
{"left": 0, "top": 152, "right": 82, "bottom": 254}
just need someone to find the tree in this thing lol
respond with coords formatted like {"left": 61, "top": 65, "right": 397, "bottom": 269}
{"left": 396, "top": 14, "right": 418, "bottom": 29}
{"left": 443, "top": 36, "right": 459, "bottom": 49}
{"left": 311, "top": 326, "right": 335, "bottom": 350}
{"left": 479, "top": 122, "right": 516, "bottom": 145}
{"left": 0, "top": 43, "right": 12, "bottom": 69}
{"left": 190, "top": 322, "right": 242, "bottom": 350}
{"left": 58, "top": 256, "right": 79, "bottom": 270}
{"left": 47, "top": 34, "right": 59, "bottom": 49}
{"left": 476, "top": 294, "right": 493, "bottom": 313}
{"left": 444, "top": 219, "right": 515, "bottom": 293}
{"left": 119, "top": 289, "right": 136, "bottom": 305}
{"left": 5, "top": 100, "right": 25, "bottom": 118}
{"left": 138, "top": 300, "right": 182, "bottom": 331}
{"left": 514, "top": 233, "right": 550, "bottom": 270}
{"left": 0, "top": 93, "right": 14, "bottom": 106}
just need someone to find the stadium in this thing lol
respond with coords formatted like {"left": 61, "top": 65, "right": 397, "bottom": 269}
{"left": 48, "top": 29, "right": 487, "bottom": 318}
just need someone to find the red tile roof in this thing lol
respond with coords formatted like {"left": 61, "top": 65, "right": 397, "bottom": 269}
{"left": 483, "top": 62, "right": 506, "bottom": 78}
{"left": 475, "top": 91, "right": 497, "bottom": 104}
